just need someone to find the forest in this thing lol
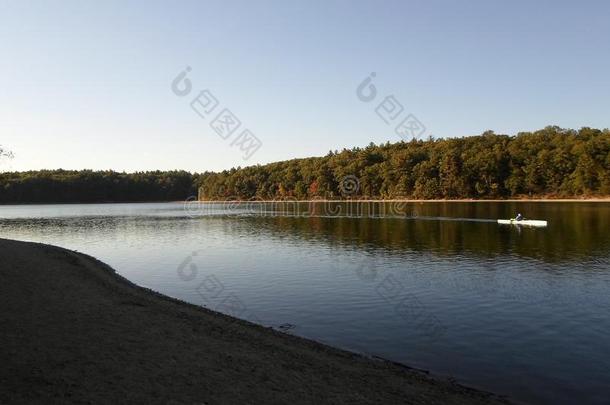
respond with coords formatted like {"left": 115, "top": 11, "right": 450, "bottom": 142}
{"left": 0, "top": 170, "right": 198, "bottom": 204}
{"left": 1, "top": 127, "right": 609, "bottom": 203}
{"left": 198, "top": 127, "right": 610, "bottom": 200}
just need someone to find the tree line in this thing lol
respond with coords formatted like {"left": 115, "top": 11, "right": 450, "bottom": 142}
{"left": 0, "top": 170, "right": 198, "bottom": 204}
{"left": 1, "top": 127, "right": 608, "bottom": 204}
{"left": 198, "top": 127, "right": 610, "bottom": 200}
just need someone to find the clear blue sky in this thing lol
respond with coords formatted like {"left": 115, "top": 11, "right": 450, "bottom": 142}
{"left": 1, "top": 0, "right": 609, "bottom": 172}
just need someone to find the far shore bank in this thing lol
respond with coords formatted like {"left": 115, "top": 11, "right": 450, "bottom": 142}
{"left": 195, "top": 197, "right": 610, "bottom": 203}
{"left": 1, "top": 197, "right": 610, "bottom": 206}
{"left": 0, "top": 238, "right": 509, "bottom": 404}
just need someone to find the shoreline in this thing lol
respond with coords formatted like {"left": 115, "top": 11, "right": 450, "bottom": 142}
{"left": 1, "top": 197, "right": 609, "bottom": 207}
{"left": 196, "top": 198, "right": 610, "bottom": 203}
{"left": 0, "top": 238, "right": 509, "bottom": 404}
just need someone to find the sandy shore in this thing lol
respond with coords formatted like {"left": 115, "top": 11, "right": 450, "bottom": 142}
{"left": 0, "top": 238, "right": 508, "bottom": 404}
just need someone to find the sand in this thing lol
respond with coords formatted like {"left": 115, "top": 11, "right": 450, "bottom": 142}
{"left": 0, "top": 238, "right": 509, "bottom": 404}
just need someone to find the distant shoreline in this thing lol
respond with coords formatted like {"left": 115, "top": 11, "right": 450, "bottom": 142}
{"left": 0, "top": 238, "right": 508, "bottom": 404}
{"left": 0, "top": 200, "right": 178, "bottom": 206}
{"left": 195, "top": 197, "right": 610, "bottom": 203}
{"left": 1, "top": 197, "right": 609, "bottom": 206}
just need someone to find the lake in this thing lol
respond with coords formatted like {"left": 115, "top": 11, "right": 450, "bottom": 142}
{"left": 1, "top": 201, "right": 609, "bottom": 404}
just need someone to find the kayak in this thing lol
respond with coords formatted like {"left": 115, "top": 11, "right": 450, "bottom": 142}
{"left": 497, "top": 219, "right": 547, "bottom": 227}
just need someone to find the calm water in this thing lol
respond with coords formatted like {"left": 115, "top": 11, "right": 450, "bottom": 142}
{"left": 1, "top": 202, "right": 609, "bottom": 404}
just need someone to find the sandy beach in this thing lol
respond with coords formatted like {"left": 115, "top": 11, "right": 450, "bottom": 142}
{"left": 0, "top": 238, "right": 510, "bottom": 404}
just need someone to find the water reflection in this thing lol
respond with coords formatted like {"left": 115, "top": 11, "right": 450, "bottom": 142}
{"left": 204, "top": 200, "right": 610, "bottom": 262}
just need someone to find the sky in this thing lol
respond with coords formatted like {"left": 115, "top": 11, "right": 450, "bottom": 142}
{"left": 1, "top": 0, "right": 609, "bottom": 173}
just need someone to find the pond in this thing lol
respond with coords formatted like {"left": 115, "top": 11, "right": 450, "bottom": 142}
{"left": 1, "top": 201, "right": 609, "bottom": 404}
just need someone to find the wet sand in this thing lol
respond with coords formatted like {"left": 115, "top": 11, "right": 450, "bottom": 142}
{"left": 0, "top": 238, "right": 509, "bottom": 404}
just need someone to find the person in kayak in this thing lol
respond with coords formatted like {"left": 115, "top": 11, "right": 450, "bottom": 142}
{"left": 515, "top": 213, "right": 523, "bottom": 221}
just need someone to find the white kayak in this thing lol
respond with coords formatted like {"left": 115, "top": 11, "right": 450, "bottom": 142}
{"left": 497, "top": 219, "right": 547, "bottom": 227}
